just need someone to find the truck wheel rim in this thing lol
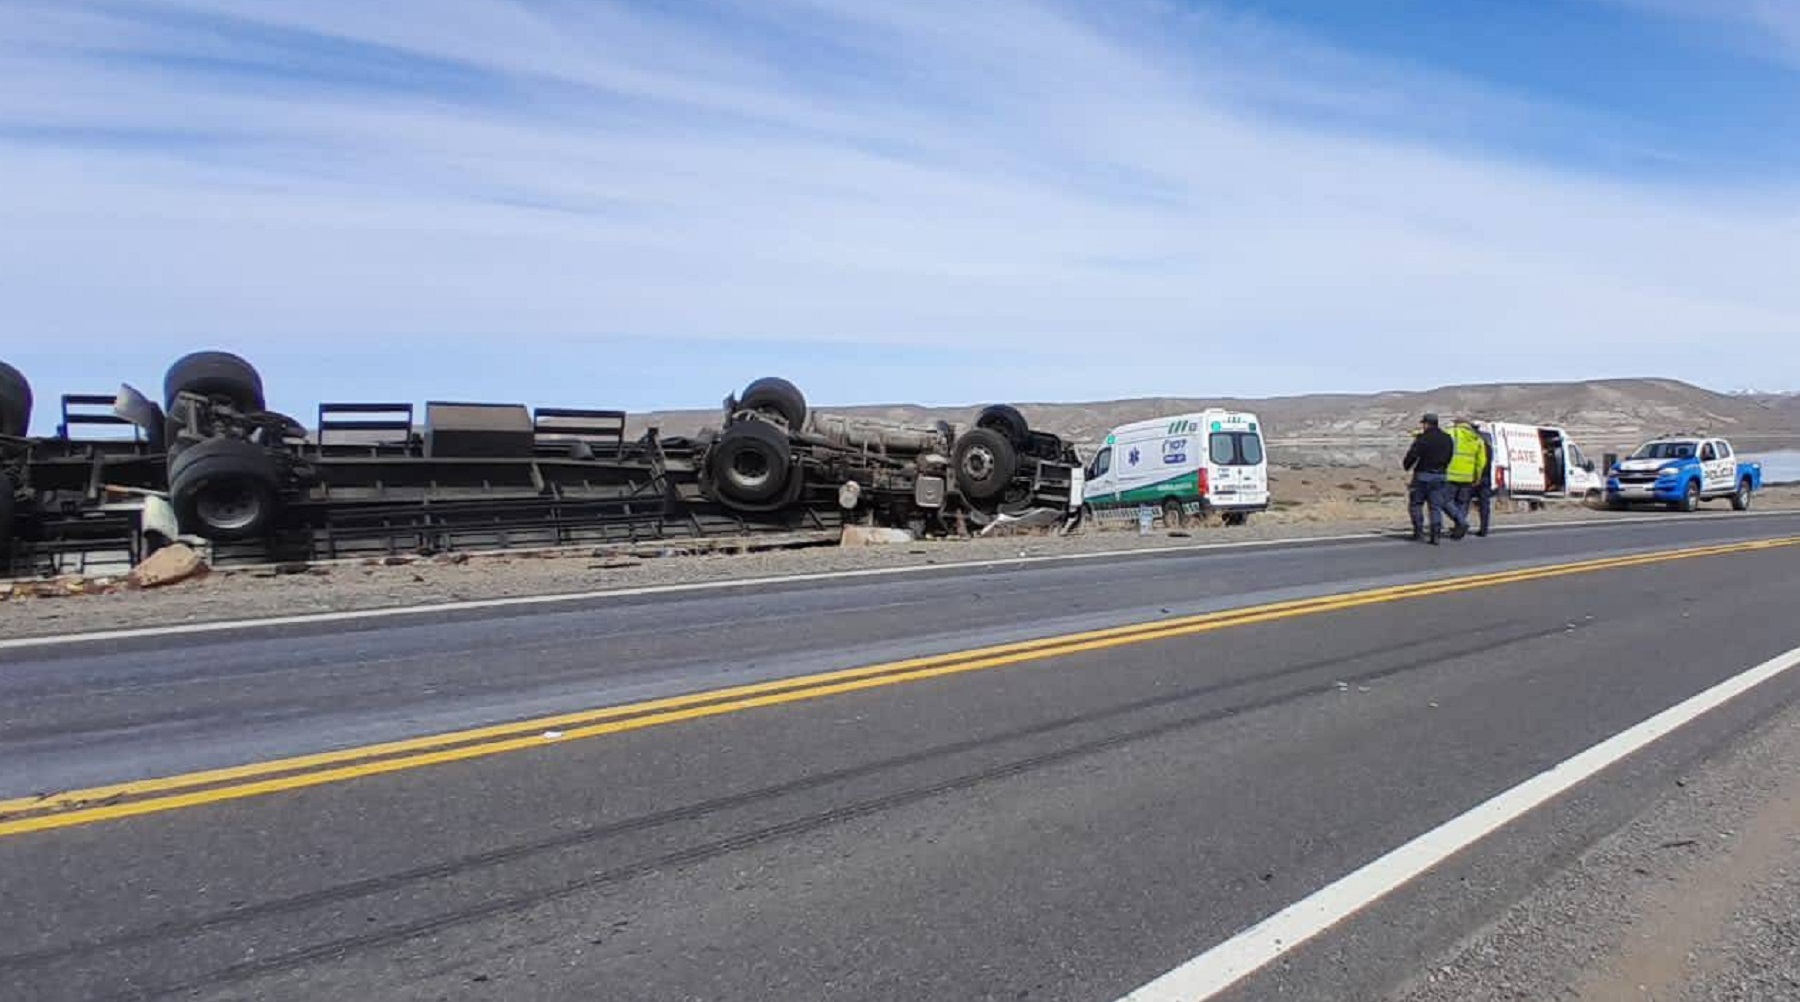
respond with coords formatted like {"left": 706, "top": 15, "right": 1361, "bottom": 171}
{"left": 731, "top": 451, "right": 772, "bottom": 490}
{"left": 963, "top": 446, "right": 995, "bottom": 482}
{"left": 196, "top": 483, "right": 262, "bottom": 531}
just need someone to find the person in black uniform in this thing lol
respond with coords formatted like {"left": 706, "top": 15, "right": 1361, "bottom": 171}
{"left": 1402, "top": 413, "right": 1463, "bottom": 544}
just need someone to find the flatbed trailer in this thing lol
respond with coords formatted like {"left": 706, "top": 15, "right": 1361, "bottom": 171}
{"left": 3, "top": 353, "right": 1083, "bottom": 573}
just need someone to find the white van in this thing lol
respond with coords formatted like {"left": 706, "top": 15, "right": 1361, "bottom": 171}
{"left": 1083, "top": 411, "right": 1269, "bottom": 524}
{"left": 1477, "top": 421, "right": 1605, "bottom": 503}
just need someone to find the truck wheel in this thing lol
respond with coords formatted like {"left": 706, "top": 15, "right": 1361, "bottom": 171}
{"left": 169, "top": 437, "right": 281, "bottom": 540}
{"left": 0, "top": 361, "right": 31, "bottom": 438}
{"left": 952, "top": 427, "right": 1017, "bottom": 501}
{"left": 737, "top": 377, "right": 806, "bottom": 430}
{"left": 1679, "top": 480, "right": 1700, "bottom": 513}
{"left": 1731, "top": 479, "right": 1751, "bottom": 511}
{"left": 164, "top": 351, "right": 265, "bottom": 412}
{"left": 0, "top": 472, "right": 16, "bottom": 551}
{"left": 708, "top": 420, "right": 792, "bottom": 505}
{"left": 975, "top": 404, "right": 1030, "bottom": 447}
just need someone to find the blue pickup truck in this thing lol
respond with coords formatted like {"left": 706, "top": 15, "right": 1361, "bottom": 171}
{"left": 1606, "top": 436, "right": 1763, "bottom": 512}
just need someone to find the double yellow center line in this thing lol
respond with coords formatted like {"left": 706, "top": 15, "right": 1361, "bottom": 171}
{"left": 2, "top": 535, "right": 1795, "bottom": 839}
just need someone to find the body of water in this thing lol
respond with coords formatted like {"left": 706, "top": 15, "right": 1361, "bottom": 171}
{"left": 1745, "top": 451, "right": 1800, "bottom": 485}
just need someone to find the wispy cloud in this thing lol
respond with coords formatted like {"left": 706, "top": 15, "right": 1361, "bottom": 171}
{"left": 1604, "top": 0, "right": 1800, "bottom": 67}
{"left": 2, "top": 0, "right": 1797, "bottom": 418}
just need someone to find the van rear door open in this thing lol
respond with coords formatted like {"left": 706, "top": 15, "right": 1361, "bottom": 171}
{"left": 1488, "top": 422, "right": 1547, "bottom": 494}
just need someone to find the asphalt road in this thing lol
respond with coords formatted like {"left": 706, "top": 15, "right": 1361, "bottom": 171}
{"left": 2, "top": 512, "right": 1799, "bottom": 1001}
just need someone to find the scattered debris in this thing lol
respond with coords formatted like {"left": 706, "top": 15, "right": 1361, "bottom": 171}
{"left": 6, "top": 575, "right": 125, "bottom": 600}
{"left": 979, "top": 508, "right": 1067, "bottom": 537}
{"left": 842, "top": 526, "right": 915, "bottom": 546}
{"left": 128, "top": 543, "right": 208, "bottom": 589}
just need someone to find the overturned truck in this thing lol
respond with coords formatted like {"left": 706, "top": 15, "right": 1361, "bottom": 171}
{"left": 1, "top": 353, "right": 1083, "bottom": 569}
{"left": 705, "top": 377, "right": 1082, "bottom": 534}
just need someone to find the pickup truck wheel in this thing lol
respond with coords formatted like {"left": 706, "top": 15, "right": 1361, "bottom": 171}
{"left": 164, "top": 351, "right": 265, "bottom": 412}
{"left": 1679, "top": 480, "right": 1700, "bottom": 513}
{"left": 169, "top": 437, "right": 281, "bottom": 540}
{"left": 1731, "top": 479, "right": 1752, "bottom": 511}
{"left": 708, "top": 420, "right": 793, "bottom": 505}
{"left": 737, "top": 377, "right": 807, "bottom": 430}
{"left": 952, "top": 427, "right": 1018, "bottom": 501}
{"left": 0, "top": 361, "right": 31, "bottom": 438}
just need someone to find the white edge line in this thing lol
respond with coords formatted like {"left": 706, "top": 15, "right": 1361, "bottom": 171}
{"left": 3, "top": 509, "right": 1795, "bottom": 652}
{"left": 1115, "top": 642, "right": 1800, "bottom": 1002}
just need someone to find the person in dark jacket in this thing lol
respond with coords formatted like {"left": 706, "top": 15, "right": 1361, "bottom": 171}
{"left": 1402, "top": 413, "right": 1465, "bottom": 544}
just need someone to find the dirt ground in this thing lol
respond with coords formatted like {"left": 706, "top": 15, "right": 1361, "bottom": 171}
{"left": 4, "top": 473, "right": 1797, "bottom": 641}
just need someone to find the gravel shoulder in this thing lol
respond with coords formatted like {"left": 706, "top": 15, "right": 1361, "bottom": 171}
{"left": 1392, "top": 691, "right": 1800, "bottom": 1002}
{"left": 5, "top": 488, "right": 1798, "bottom": 641}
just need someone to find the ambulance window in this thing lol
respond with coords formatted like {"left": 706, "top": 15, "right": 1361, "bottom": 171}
{"left": 1091, "top": 447, "right": 1111, "bottom": 478}
{"left": 1210, "top": 432, "right": 1263, "bottom": 466}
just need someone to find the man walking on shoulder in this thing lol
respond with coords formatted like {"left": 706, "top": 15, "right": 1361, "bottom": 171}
{"left": 1403, "top": 413, "right": 1465, "bottom": 544}
{"left": 1447, "top": 419, "right": 1493, "bottom": 538}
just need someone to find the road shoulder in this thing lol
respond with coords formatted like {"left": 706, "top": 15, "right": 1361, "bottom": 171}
{"left": 1391, "top": 694, "right": 1800, "bottom": 1002}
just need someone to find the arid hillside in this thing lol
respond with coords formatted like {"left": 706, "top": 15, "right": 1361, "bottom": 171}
{"left": 634, "top": 379, "right": 1800, "bottom": 466}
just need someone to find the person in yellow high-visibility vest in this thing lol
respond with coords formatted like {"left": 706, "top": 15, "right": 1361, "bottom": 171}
{"left": 1446, "top": 419, "right": 1492, "bottom": 538}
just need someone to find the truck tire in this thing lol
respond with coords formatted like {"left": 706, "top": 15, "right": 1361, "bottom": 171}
{"left": 738, "top": 377, "right": 806, "bottom": 430}
{"left": 164, "top": 351, "right": 265, "bottom": 412}
{"left": 169, "top": 437, "right": 281, "bottom": 540}
{"left": 0, "top": 361, "right": 31, "bottom": 438}
{"left": 708, "top": 420, "right": 793, "bottom": 506}
{"left": 1731, "top": 478, "right": 1752, "bottom": 511}
{"left": 0, "top": 472, "right": 16, "bottom": 552}
{"left": 1678, "top": 479, "right": 1700, "bottom": 513}
{"left": 975, "top": 404, "right": 1030, "bottom": 447}
{"left": 952, "top": 427, "right": 1017, "bottom": 501}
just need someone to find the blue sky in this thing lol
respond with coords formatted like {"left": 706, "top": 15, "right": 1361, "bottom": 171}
{"left": 4, "top": 0, "right": 1799, "bottom": 429}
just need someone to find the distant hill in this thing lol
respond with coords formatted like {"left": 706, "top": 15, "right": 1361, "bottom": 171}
{"left": 632, "top": 378, "right": 1800, "bottom": 467}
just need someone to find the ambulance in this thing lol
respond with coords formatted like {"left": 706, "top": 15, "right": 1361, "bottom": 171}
{"left": 1082, "top": 411, "right": 1269, "bottom": 524}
